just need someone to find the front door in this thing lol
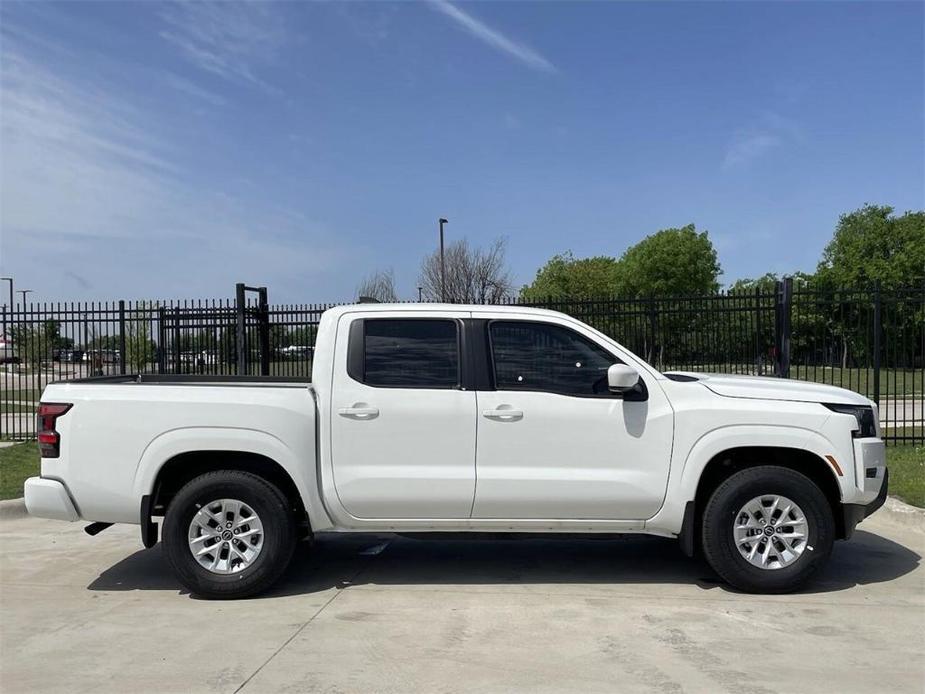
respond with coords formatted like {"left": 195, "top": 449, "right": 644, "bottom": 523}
{"left": 330, "top": 314, "right": 476, "bottom": 519}
{"left": 472, "top": 317, "right": 673, "bottom": 520}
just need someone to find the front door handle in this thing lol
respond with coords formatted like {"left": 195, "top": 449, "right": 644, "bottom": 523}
{"left": 338, "top": 406, "right": 379, "bottom": 418}
{"left": 482, "top": 409, "right": 523, "bottom": 420}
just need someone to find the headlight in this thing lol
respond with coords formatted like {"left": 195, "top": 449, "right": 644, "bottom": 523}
{"left": 823, "top": 403, "right": 877, "bottom": 438}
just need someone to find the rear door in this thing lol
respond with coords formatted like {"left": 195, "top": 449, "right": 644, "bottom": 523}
{"left": 330, "top": 312, "right": 476, "bottom": 519}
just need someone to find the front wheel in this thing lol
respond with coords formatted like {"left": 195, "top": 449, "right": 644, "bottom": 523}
{"left": 162, "top": 470, "right": 297, "bottom": 599}
{"left": 702, "top": 466, "right": 835, "bottom": 593}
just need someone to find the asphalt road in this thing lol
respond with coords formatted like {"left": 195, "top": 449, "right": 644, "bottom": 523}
{"left": 1, "top": 508, "right": 923, "bottom": 694}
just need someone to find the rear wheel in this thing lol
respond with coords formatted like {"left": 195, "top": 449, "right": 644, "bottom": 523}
{"left": 163, "top": 470, "right": 297, "bottom": 599}
{"left": 702, "top": 465, "right": 835, "bottom": 593}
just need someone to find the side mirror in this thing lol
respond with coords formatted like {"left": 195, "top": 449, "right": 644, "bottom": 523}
{"left": 607, "top": 364, "right": 640, "bottom": 393}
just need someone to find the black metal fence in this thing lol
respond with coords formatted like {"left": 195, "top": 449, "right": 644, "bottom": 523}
{"left": 2, "top": 281, "right": 922, "bottom": 444}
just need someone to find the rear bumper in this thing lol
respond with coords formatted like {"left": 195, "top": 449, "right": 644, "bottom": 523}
{"left": 842, "top": 467, "right": 889, "bottom": 540}
{"left": 24, "top": 477, "right": 80, "bottom": 522}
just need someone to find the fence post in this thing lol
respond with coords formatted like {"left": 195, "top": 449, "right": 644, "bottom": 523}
{"left": 872, "top": 281, "right": 881, "bottom": 407}
{"left": 754, "top": 286, "right": 762, "bottom": 375}
{"left": 118, "top": 300, "right": 127, "bottom": 375}
{"left": 235, "top": 283, "right": 246, "bottom": 375}
{"left": 647, "top": 301, "right": 658, "bottom": 366}
{"left": 173, "top": 307, "right": 181, "bottom": 373}
{"left": 775, "top": 277, "right": 793, "bottom": 378}
{"left": 157, "top": 307, "right": 166, "bottom": 374}
{"left": 258, "top": 287, "right": 270, "bottom": 376}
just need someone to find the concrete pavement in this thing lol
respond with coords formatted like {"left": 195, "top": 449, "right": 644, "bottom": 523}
{"left": 1, "top": 511, "right": 923, "bottom": 694}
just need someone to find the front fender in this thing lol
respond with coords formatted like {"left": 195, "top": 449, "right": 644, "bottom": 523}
{"left": 646, "top": 424, "right": 850, "bottom": 536}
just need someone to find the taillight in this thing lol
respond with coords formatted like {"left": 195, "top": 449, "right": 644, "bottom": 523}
{"left": 37, "top": 402, "right": 72, "bottom": 458}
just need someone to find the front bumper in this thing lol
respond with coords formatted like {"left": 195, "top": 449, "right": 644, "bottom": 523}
{"left": 24, "top": 477, "right": 80, "bottom": 522}
{"left": 842, "top": 467, "right": 889, "bottom": 540}
{"left": 852, "top": 438, "right": 886, "bottom": 501}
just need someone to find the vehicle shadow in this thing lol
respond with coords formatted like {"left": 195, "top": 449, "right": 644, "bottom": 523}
{"left": 87, "top": 528, "right": 920, "bottom": 599}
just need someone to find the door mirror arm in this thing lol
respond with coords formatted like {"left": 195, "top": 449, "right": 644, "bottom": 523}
{"left": 618, "top": 378, "right": 648, "bottom": 402}
{"left": 607, "top": 363, "right": 648, "bottom": 401}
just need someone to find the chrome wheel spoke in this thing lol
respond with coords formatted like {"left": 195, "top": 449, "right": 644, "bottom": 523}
{"left": 777, "top": 535, "right": 797, "bottom": 554}
{"left": 733, "top": 494, "right": 808, "bottom": 571}
{"left": 189, "top": 528, "right": 217, "bottom": 543}
{"left": 776, "top": 531, "right": 806, "bottom": 540}
{"left": 765, "top": 497, "right": 780, "bottom": 524}
{"left": 202, "top": 505, "right": 224, "bottom": 526}
{"left": 188, "top": 498, "right": 264, "bottom": 575}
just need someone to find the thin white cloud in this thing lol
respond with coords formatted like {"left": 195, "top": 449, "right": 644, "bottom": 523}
{"left": 723, "top": 132, "right": 782, "bottom": 168}
{"left": 161, "top": 72, "right": 227, "bottom": 106}
{"left": 158, "top": 1, "right": 286, "bottom": 88}
{"left": 723, "top": 112, "right": 802, "bottom": 169}
{"left": 0, "top": 46, "right": 182, "bottom": 240}
{"left": 0, "top": 41, "right": 347, "bottom": 300}
{"left": 428, "top": 0, "right": 556, "bottom": 74}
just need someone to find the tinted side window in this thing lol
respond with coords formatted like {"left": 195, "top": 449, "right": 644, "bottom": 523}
{"left": 364, "top": 319, "right": 459, "bottom": 388}
{"left": 489, "top": 321, "right": 617, "bottom": 396}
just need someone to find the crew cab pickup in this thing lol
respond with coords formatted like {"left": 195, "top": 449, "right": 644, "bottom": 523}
{"left": 25, "top": 304, "right": 888, "bottom": 598}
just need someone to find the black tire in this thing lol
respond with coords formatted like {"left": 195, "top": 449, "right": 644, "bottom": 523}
{"left": 162, "top": 470, "right": 297, "bottom": 599}
{"left": 702, "top": 465, "right": 835, "bottom": 593}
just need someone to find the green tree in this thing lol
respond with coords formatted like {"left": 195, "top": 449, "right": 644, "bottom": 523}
{"left": 288, "top": 325, "right": 317, "bottom": 347}
{"left": 521, "top": 252, "right": 621, "bottom": 300}
{"left": 813, "top": 205, "right": 925, "bottom": 370}
{"left": 124, "top": 312, "right": 157, "bottom": 371}
{"left": 727, "top": 271, "right": 817, "bottom": 293}
{"left": 615, "top": 224, "right": 721, "bottom": 297}
{"left": 12, "top": 320, "right": 74, "bottom": 365}
{"left": 87, "top": 334, "right": 120, "bottom": 350}
{"left": 816, "top": 204, "right": 925, "bottom": 288}
{"left": 610, "top": 225, "right": 720, "bottom": 366}
{"left": 727, "top": 272, "right": 783, "bottom": 294}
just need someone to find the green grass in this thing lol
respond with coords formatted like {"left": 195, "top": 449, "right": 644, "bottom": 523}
{"left": 2, "top": 389, "right": 41, "bottom": 402}
{"left": 792, "top": 366, "right": 922, "bottom": 398}
{"left": 887, "top": 444, "right": 925, "bottom": 508}
{"left": 0, "top": 441, "right": 39, "bottom": 500}
{"left": 0, "top": 404, "right": 37, "bottom": 414}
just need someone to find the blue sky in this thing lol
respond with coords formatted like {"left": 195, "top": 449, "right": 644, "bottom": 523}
{"left": 1, "top": 1, "right": 922, "bottom": 303}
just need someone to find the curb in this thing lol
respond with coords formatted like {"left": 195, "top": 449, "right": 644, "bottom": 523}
{"left": 879, "top": 496, "right": 925, "bottom": 531}
{"left": 0, "top": 498, "right": 27, "bottom": 520}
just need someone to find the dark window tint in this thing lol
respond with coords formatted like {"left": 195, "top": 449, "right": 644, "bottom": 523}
{"left": 364, "top": 319, "right": 459, "bottom": 388}
{"left": 490, "top": 321, "right": 617, "bottom": 396}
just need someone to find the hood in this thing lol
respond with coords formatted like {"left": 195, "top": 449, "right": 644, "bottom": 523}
{"left": 664, "top": 371, "right": 871, "bottom": 406}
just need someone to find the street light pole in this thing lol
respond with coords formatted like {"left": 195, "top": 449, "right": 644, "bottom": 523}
{"left": 417, "top": 287, "right": 423, "bottom": 302}
{"left": 17, "top": 289, "right": 33, "bottom": 308}
{"left": 438, "top": 218, "right": 448, "bottom": 303}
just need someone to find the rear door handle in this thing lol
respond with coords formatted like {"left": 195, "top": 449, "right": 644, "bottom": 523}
{"left": 482, "top": 409, "right": 523, "bottom": 420}
{"left": 338, "top": 406, "right": 379, "bottom": 418}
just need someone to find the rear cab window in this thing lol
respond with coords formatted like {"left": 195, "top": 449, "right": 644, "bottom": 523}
{"left": 349, "top": 318, "right": 460, "bottom": 388}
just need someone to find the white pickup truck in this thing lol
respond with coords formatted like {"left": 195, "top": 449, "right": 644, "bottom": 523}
{"left": 25, "top": 304, "right": 888, "bottom": 598}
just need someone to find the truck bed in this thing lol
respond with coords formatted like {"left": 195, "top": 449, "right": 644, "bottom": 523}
{"left": 38, "top": 375, "right": 317, "bottom": 524}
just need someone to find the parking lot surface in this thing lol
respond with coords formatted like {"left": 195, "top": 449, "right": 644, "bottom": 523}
{"left": 1, "top": 509, "right": 923, "bottom": 694}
